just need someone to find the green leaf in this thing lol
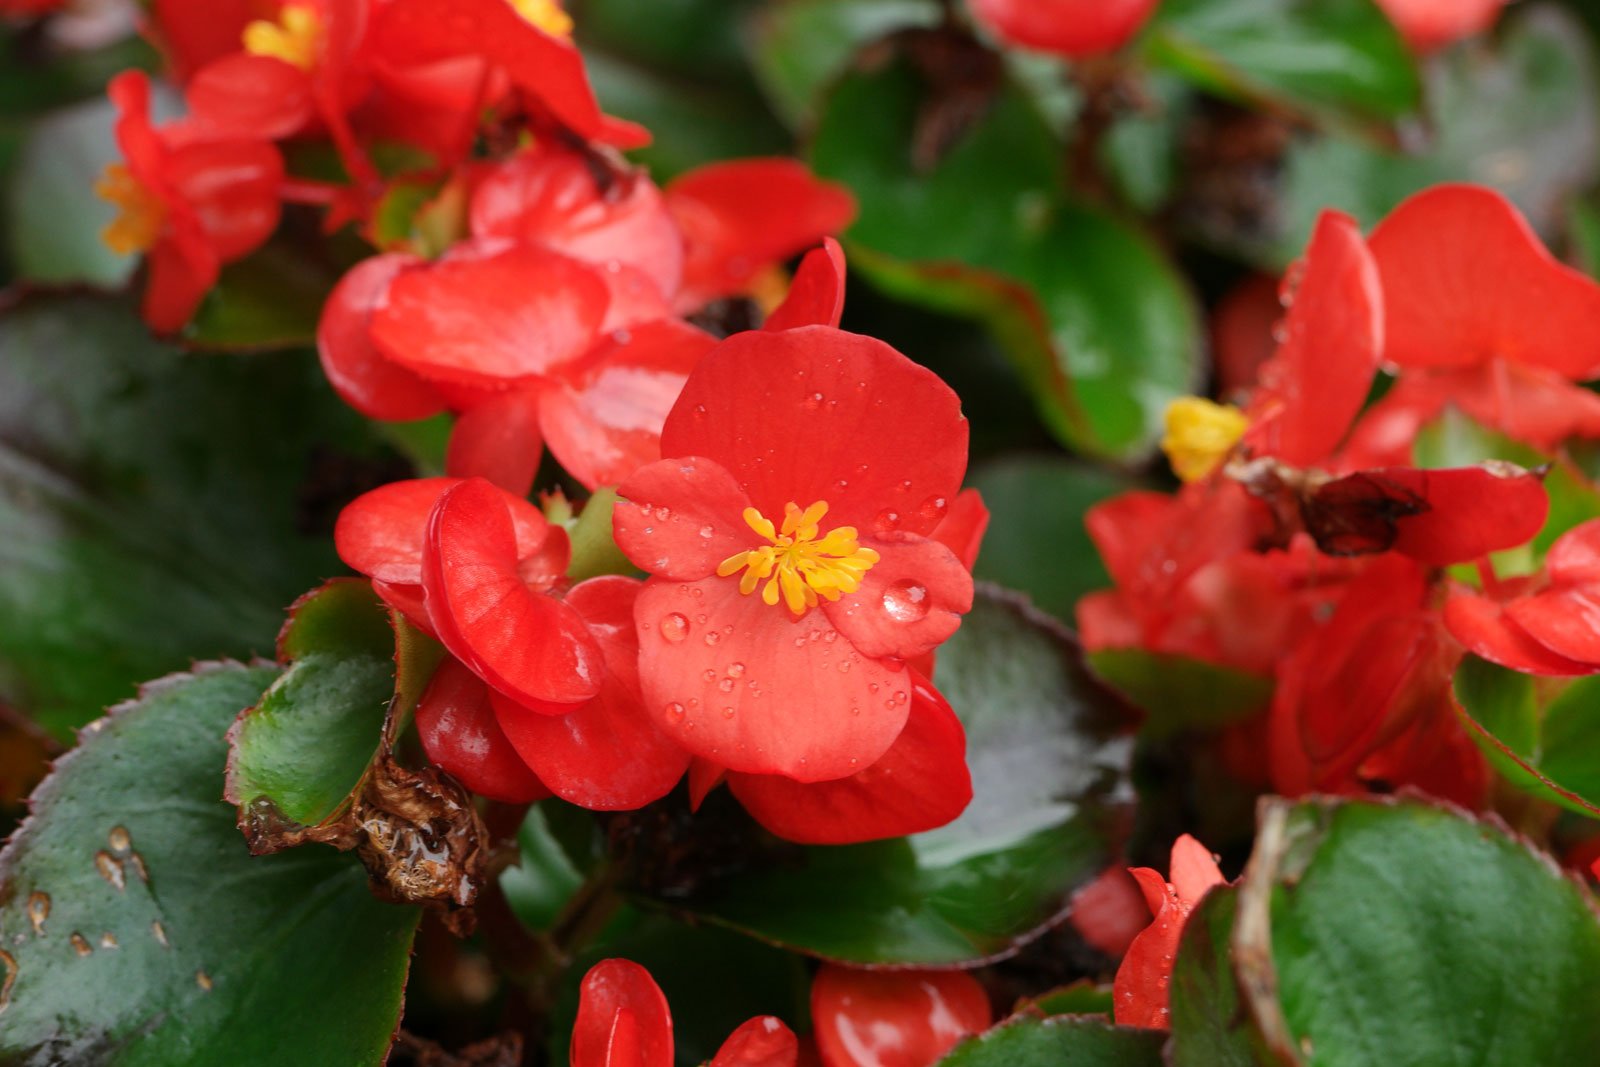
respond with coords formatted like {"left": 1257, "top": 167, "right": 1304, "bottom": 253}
{"left": 500, "top": 801, "right": 596, "bottom": 931}
{"left": 1453, "top": 655, "right": 1600, "bottom": 819}
{"left": 183, "top": 237, "right": 344, "bottom": 351}
{"left": 575, "top": 0, "right": 761, "bottom": 80}
{"left": 812, "top": 55, "right": 1200, "bottom": 459}
{"left": 750, "top": 0, "right": 942, "bottom": 129}
{"left": 938, "top": 1015, "right": 1165, "bottom": 1067}
{"left": 1275, "top": 5, "right": 1600, "bottom": 266}
{"left": 226, "top": 581, "right": 397, "bottom": 829}
{"left": 966, "top": 457, "right": 1141, "bottom": 624}
{"left": 566, "top": 486, "right": 639, "bottom": 580}
{"left": 1087, "top": 649, "right": 1271, "bottom": 737}
{"left": 0, "top": 661, "right": 420, "bottom": 1065}
{"left": 0, "top": 294, "right": 394, "bottom": 740}
{"left": 1169, "top": 796, "right": 1600, "bottom": 1066}
{"left": 1144, "top": 0, "right": 1419, "bottom": 124}
{"left": 659, "top": 586, "right": 1133, "bottom": 964}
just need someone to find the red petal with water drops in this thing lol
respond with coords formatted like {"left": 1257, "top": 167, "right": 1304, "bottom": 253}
{"left": 1443, "top": 593, "right": 1597, "bottom": 676}
{"left": 416, "top": 657, "right": 549, "bottom": 803}
{"left": 929, "top": 488, "right": 990, "bottom": 573}
{"left": 811, "top": 965, "right": 991, "bottom": 1067}
{"left": 764, "top": 239, "right": 847, "bottom": 332}
{"left": 614, "top": 456, "right": 754, "bottom": 581}
{"left": 1112, "top": 879, "right": 1183, "bottom": 1030}
{"left": 1369, "top": 184, "right": 1600, "bottom": 378}
{"left": 967, "top": 0, "right": 1159, "bottom": 57}
{"left": 1382, "top": 464, "right": 1549, "bottom": 565}
{"left": 492, "top": 576, "right": 690, "bottom": 810}
{"left": 1506, "top": 588, "right": 1600, "bottom": 666}
{"left": 633, "top": 576, "right": 908, "bottom": 782}
{"left": 1247, "top": 210, "right": 1381, "bottom": 467}
{"left": 822, "top": 538, "right": 973, "bottom": 662}
{"left": 728, "top": 673, "right": 969, "bottom": 844}
{"left": 541, "top": 319, "right": 719, "bottom": 490}
{"left": 712, "top": 1017, "right": 799, "bottom": 1067}
{"left": 369, "top": 242, "right": 609, "bottom": 389}
{"left": 186, "top": 53, "right": 313, "bottom": 140}
{"left": 470, "top": 145, "right": 683, "bottom": 300}
{"left": 571, "top": 959, "right": 674, "bottom": 1067}
{"left": 660, "top": 328, "right": 967, "bottom": 536}
{"left": 423, "top": 479, "right": 603, "bottom": 706}
{"left": 446, "top": 389, "right": 545, "bottom": 497}
{"left": 666, "top": 160, "right": 856, "bottom": 310}
{"left": 317, "top": 254, "right": 445, "bottom": 421}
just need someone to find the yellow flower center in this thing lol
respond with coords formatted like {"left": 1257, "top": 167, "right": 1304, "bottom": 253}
{"left": 716, "top": 500, "right": 880, "bottom": 616}
{"left": 1162, "top": 397, "right": 1248, "bottom": 483}
{"left": 243, "top": 4, "right": 321, "bottom": 70}
{"left": 95, "top": 164, "right": 165, "bottom": 255}
{"left": 509, "top": 0, "right": 574, "bottom": 38}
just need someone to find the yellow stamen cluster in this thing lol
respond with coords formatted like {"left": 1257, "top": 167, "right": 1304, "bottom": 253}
{"left": 509, "top": 0, "right": 574, "bottom": 38}
{"left": 717, "top": 501, "right": 880, "bottom": 616}
{"left": 243, "top": 4, "right": 321, "bottom": 70}
{"left": 95, "top": 164, "right": 165, "bottom": 255}
{"left": 1162, "top": 397, "right": 1248, "bottom": 483}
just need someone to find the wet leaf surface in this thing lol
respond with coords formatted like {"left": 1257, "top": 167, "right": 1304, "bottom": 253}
{"left": 936, "top": 1014, "right": 1164, "bottom": 1066}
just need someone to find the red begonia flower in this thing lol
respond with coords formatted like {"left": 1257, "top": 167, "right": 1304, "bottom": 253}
{"left": 318, "top": 252, "right": 446, "bottom": 420}
{"left": 1112, "top": 834, "right": 1226, "bottom": 1030}
{"left": 491, "top": 576, "right": 691, "bottom": 810}
{"left": 1446, "top": 520, "right": 1600, "bottom": 671}
{"left": 146, "top": 0, "right": 268, "bottom": 82}
{"left": 1368, "top": 184, "right": 1600, "bottom": 379}
{"left": 101, "top": 71, "right": 283, "bottom": 332}
{"left": 415, "top": 655, "right": 549, "bottom": 803}
{"left": 711, "top": 1017, "right": 800, "bottom": 1067}
{"left": 664, "top": 161, "right": 856, "bottom": 311}
{"left": 1068, "top": 866, "right": 1151, "bottom": 958}
{"left": 727, "top": 672, "right": 971, "bottom": 844}
{"left": 1245, "top": 211, "right": 1382, "bottom": 468}
{"left": 1376, "top": 0, "right": 1508, "bottom": 52}
{"left": 370, "top": 0, "right": 648, "bottom": 148}
{"left": 614, "top": 327, "right": 973, "bottom": 782}
{"left": 764, "top": 239, "right": 847, "bottom": 333}
{"left": 422, "top": 478, "right": 603, "bottom": 707}
{"left": 572, "top": 959, "right": 674, "bottom": 1067}
{"left": 966, "top": 0, "right": 1159, "bottom": 58}
{"left": 810, "top": 965, "right": 991, "bottom": 1067}
{"left": 445, "top": 389, "right": 544, "bottom": 497}
{"left": 1443, "top": 590, "right": 1597, "bottom": 677}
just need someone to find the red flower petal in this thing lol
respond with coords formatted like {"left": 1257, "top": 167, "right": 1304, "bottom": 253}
{"left": 164, "top": 137, "right": 283, "bottom": 262}
{"left": 492, "top": 576, "right": 691, "bottom": 810}
{"left": 810, "top": 966, "right": 990, "bottom": 1067}
{"left": 1112, "top": 886, "right": 1183, "bottom": 1030}
{"left": 1247, "top": 210, "right": 1381, "bottom": 467}
{"left": 1068, "top": 866, "right": 1151, "bottom": 958}
{"left": 1380, "top": 464, "right": 1549, "bottom": 565}
{"left": 148, "top": 0, "right": 264, "bottom": 83}
{"left": 369, "top": 242, "right": 609, "bottom": 388}
{"left": 1369, "top": 184, "right": 1600, "bottom": 378}
{"left": 763, "top": 239, "right": 847, "bottom": 333}
{"left": 728, "top": 673, "right": 970, "bottom": 844}
{"left": 423, "top": 478, "right": 604, "bottom": 706}
{"left": 540, "top": 319, "right": 719, "bottom": 490}
{"left": 967, "top": 0, "right": 1159, "bottom": 58}
{"left": 1443, "top": 592, "right": 1598, "bottom": 675}
{"left": 1167, "top": 833, "right": 1225, "bottom": 904}
{"left": 1212, "top": 273, "right": 1280, "bottom": 396}
{"left": 416, "top": 656, "right": 549, "bottom": 803}
{"left": 660, "top": 328, "right": 967, "bottom": 535}
{"left": 711, "top": 1017, "right": 799, "bottom": 1067}
{"left": 318, "top": 254, "right": 444, "bottom": 421}
{"left": 1445, "top": 363, "right": 1600, "bottom": 452}
{"left": 186, "top": 53, "right": 314, "bottom": 140}
{"left": 143, "top": 228, "right": 218, "bottom": 335}
{"left": 1548, "top": 519, "right": 1600, "bottom": 587}
{"left": 633, "top": 576, "right": 909, "bottom": 782}
{"left": 614, "top": 456, "right": 754, "bottom": 580}
{"left": 1376, "top": 0, "right": 1507, "bottom": 52}
{"left": 446, "top": 389, "right": 545, "bottom": 497}
{"left": 666, "top": 160, "right": 855, "bottom": 310}
{"left": 1506, "top": 588, "right": 1600, "bottom": 666}
{"left": 372, "top": 579, "right": 433, "bottom": 635}
{"left": 572, "top": 959, "right": 674, "bottom": 1067}
{"left": 929, "top": 488, "right": 990, "bottom": 573}
{"left": 688, "top": 757, "right": 726, "bottom": 810}
{"left": 822, "top": 538, "right": 973, "bottom": 662}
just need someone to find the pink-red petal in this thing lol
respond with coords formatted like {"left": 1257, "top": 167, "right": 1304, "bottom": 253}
{"left": 1381, "top": 464, "right": 1549, "bottom": 565}
{"left": 822, "top": 538, "right": 973, "bottom": 662}
{"left": 317, "top": 254, "right": 445, "bottom": 421}
{"left": 416, "top": 657, "right": 549, "bottom": 803}
{"left": 763, "top": 239, "right": 847, "bottom": 333}
{"left": 967, "top": 0, "right": 1159, "bottom": 57}
{"left": 711, "top": 1017, "right": 799, "bottom": 1067}
{"left": 572, "top": 959, "right": 674, "bottom": 1067}
{"left": 614, "top": 456, "right": 755, "bottom": 581}
{"left": 810, "top": 966, "right": 991, "bottom": 1067}
{"left": 446, "top": 388, "right": 545, "bottom": 497}
{"left": 1506, "top": 588, "right": 1600, "bottom": 667}
{"left": 1443, "top": 592, "right": 1599, "bottom": 676}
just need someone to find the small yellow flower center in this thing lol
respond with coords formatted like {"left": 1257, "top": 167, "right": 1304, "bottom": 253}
{"left": 1162, "top": 397, "right": 1248, "bottom": 483}
{"left": 509, "top": 0, "right": 574, "bottom": 38}
{"left": 95, "top": 164, "right": 166, "bottom": 255}
{"left": 716, "top": 500, "right": 880, "bottom": 616}
{"left": 243, "top": 4, "right": 321, "bottom": 70}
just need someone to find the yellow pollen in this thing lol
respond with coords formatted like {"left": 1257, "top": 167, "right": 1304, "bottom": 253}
{"left": 1162, "top": 397, "right": 1248, "bottom": 483}
{"left": 509, "top": 0, "right": 574, "bottom": 37}
{"left": 95, "top": 164, "right": 165, "bottom": 255}
{"left": 716, "top": 500, "right": 880, "bottom": 616}
{"left": 243, "top": 4, "right": 320, "bottom": 70}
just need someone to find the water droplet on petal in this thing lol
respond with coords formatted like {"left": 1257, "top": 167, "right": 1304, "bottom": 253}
{"left": 882, "top": 580, "right": 929, "bottom": 622}
{"left": 718, "top": 678, "right": 735, "bottom": 693}
{"left": 664, "top": 702, "right": 686, "bottom": 725}
{"left": 728, "top": 662, "right": 746, "bottom": 678}
{"left": 918, "top": 495, "right": 949, "bottom": 522}
{"left": 721, "top": 706, "right": 735, "bottom": 719}
{"left": 702, "top": 669, "right": 717, "bottom": 682}
{"left": 704, "top": 631, "right": 721, "bottom": 646}
{"left": 872, "top": 509, "right": 902, "bottom": 536}
{"left": 660, "top": 613, "right": 689, "bottom": 642}
{"left": 699, "top": 525, "right": 715, "bottom": 539}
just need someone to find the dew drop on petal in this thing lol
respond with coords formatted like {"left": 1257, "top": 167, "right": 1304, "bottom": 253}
{"left": 718, "top": 678, "right": 735, "bottom": 693}
{"left": 702, "top": 669, "right": 717, "bottom": 682}
{"left": 704, "top": 631, "right": 721, "bottom": 646}
{"left": 882, "top": 580, "right": 929, "bottom": 622}
{"left": 664, "top": 702, "right": 686, "bottom": 725}
{"left": 918, "top": 495, "right": 948, "bottom": 522}
{"left": 699, "top": 525, "right": 715, "bottom": 539}
{"left": 660, "top": 613, "right": 689, "bottom": 642}
{"left": 721, "top": 706, "right": 735, "bottom": 718}
{"left": 728, "top": 662, "right": 746, "bottom": 678}
{"left": 872, "top": 509, "right": 901, "bottom": 536}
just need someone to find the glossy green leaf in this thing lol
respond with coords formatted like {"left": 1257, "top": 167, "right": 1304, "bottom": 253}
{"left": 1169, "top": 797, "right": 1600, "bottom": 1066}
{"left": 811, "top": 55, "right": 1200, "bottom": 459}
{"left": 659, "top": 586, "right": 1133, "bottom": 964}
{"left": 226, "top": 581, "right": 396, "bottom": 829}
{"left": 0, "top": 294, "right": 395, "bottom": 740}
{"left": 0, "top": 661, "right": 420, "bottom": 1065}
{"left": 938, "top": 1015, "right": 1165, "bottom": 1067}
{"left": 500, "top": 801, "right": 596, "bottom": 932}
{"left": 1025, "top": 982, "right": 1115, "bottom": 1017}
{"left": 1453, "top": 655, "right": 1600, "bottom": 819}
{"left": 1144, "top": 0, "right": 1419, "bottom": 124}
{"left": 1087, "top": 649, "right": 1272, "bottom": 737}
{"left": 967, "top": 456, "right": 1142, "bottom": 623}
